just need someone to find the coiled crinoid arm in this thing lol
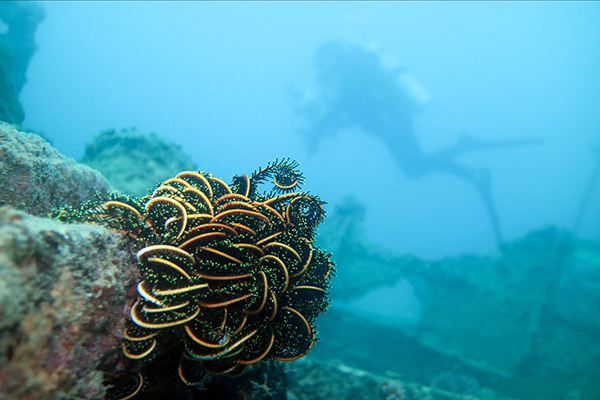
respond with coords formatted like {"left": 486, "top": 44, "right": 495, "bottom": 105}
{"left": 242, "top": 157, "right": 306, "bottom": 198}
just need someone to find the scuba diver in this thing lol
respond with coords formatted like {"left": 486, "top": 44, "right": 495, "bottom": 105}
{"left": 291, "top": 40, "right": 542, "bottom": 247}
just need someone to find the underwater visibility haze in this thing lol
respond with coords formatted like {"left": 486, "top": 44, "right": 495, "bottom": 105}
{"left": 0, "top": 1, "right": 599, "bottom": 400}
{"left": 20, "top": 1, "right": 600, "bottom": 257}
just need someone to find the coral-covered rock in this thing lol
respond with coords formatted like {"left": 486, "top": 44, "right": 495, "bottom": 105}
{"left": 81, "top": 128, "right": 197, "bottom": 197}
{"left": 288, "top": 357, "right": 398, "bottom": 400}
{"left": 0, "top": 123, "right": 112, "bottom": 216}
{"left": 0, "top": 207, "right": 139, "bottom": 400}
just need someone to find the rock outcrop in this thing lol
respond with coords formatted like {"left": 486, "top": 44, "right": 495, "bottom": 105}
{"left": 0, "top": 123, "right": 112, "bottom": 217}
{"left": 0, "top": 207, "right": 139, "bottom": 400}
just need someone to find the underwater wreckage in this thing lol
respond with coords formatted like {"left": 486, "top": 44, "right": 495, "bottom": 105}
{"left": 53, "top": 158, "right": 334, "bottom": 399}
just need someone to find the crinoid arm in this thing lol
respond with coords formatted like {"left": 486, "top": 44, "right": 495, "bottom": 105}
{"left": 51, "top": 192, "right": 156, "bottom": 244}
{"left": 247, "top": 157, "right": 306, "bottom": 198}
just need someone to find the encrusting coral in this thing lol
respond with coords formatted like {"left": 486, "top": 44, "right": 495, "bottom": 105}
{"left": 53, "top": 158, "right": 334, "bottom": 399}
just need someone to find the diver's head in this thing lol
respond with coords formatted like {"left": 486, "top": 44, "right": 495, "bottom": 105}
{"left": 315, "top": 40, "right": 381, "bottom": 86}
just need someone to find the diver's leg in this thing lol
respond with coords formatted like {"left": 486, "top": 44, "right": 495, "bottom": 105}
{"left": 436, "top": 135, "right": 543, "bottom": 161}
{"left": 431, "top": 159, "right": 504, "bottom": 247}
{"left": 473, "top": 168, "right": 503, "bottom": 247}
{"left": 384, "top": 130, "right": 504, "bottom": 246}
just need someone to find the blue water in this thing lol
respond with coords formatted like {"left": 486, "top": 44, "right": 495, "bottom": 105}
{"left": 21, "top": 1, "right": 600, "bottom": 259}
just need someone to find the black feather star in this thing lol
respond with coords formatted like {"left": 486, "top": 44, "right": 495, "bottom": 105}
{"left": 53, "top": 159, "right": 334, "bottom": 399}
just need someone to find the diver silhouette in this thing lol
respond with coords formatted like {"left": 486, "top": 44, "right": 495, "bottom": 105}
{"left": 292, "top": 40, "right": 542, "bottom": 247}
